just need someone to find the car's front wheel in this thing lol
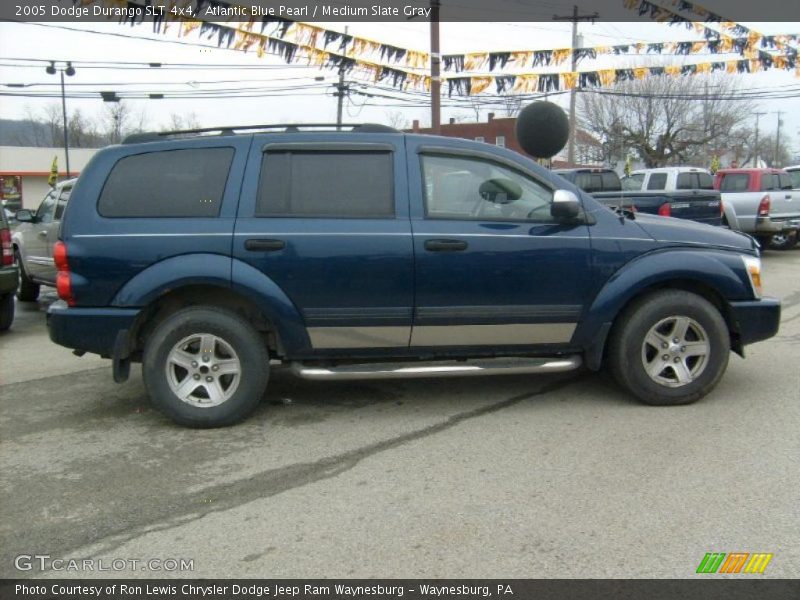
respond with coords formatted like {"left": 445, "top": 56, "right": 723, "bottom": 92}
{"left": 608, "top": 290, "right": 730, "bottom": 406}
{"left": 143, "top": 306, "right": 269, "bottom": 427}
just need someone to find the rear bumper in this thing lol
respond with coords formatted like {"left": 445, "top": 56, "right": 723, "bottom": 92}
{"left": 755, "top": 217, "right": 800, "bottom": 234}
{"left": 47, "top": 300, "right": 139, "bottom": 357}
{"left": 729, "top": 297, "right": 781, "bottom": 346}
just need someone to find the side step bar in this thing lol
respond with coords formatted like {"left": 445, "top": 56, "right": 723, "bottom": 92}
{"left": 290, "top": 356, "right": 582, "bottom": 381}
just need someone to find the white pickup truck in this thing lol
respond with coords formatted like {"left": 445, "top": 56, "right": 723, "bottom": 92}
{"left": 621, "top": 167, "right": 715, "bottom": 192}
{"left": 713, "top": 168, "right": 800, "bottom": 250}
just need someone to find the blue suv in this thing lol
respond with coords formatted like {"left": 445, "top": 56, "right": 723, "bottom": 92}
{"left": 47, "top": 121, "right": 780, "bottom": 427}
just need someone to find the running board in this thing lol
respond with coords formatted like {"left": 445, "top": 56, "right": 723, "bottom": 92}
{"left": 290, "top": 356, "right": 582, "bottom": 381}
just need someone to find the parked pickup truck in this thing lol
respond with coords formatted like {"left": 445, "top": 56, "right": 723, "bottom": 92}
{"left": 47, "top": 122, "right": 780, "bottom": 428}
{"left": 714, "top": 168, "right": 800, "bottom": 250}
{"left": 12, "top": 179, "right": 75, "bottom": 301}
{"left": 0, "top": 206, "right": 18, "bottom": 331}
{"left": 592, "top": 190, "right": 723, "bottom": 227}
{"left": 558, "top": 168, "right": 722, "bottom": 226}
{"left": 621, "top": 167, "right": 714, "bottom": 192}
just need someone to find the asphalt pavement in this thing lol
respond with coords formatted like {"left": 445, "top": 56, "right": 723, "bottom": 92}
{"left": 1, "top": 248, "right": 798, "bottom": 579}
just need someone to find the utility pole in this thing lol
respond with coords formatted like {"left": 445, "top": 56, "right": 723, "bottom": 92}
{"left": 335, "top": 26, "right": 350, "bottom": 129}
{"left": 753, "top": 111, "right": 767, "bottom": 167}
{"left": 430, "top": 0, "right": 441, "bottom": 134}
{"left": 553, "top": 5, "right": 599, "bottom": 166}
{"left": 773, "top": 111, "right": 784, "bottom": 167}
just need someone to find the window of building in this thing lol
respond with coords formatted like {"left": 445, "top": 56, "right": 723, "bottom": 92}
{"left": 475, "top": 136, "right": 485, "bottom": 143}
{"left": 495, "top": 136, "right": 506, "bottom": 148}
{"left": 98, "top": 148, "right": 234, "bottom": 218}
{"left": 257, "top": 151, "right": 394, "bottom": 219}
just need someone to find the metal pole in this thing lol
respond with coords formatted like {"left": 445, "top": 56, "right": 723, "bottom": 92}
{"left": 567, "top": 6, "right": 578, "bottom": 165}
{"left": 753, "top": 111, "right": 767, "bottom": 168}
{"left": 553, "top": 5, "right": 598, "bottom": 166}
{"left": 61, "top": 70, "right": 71, "bottom": 178}
{"left": 774, "top": 111, "right": 784, "bottom": 167}
{"left": 430, "top": 0, "right": 441, "bottom": 135}
{"left": 335, "top": 26, "right": 349, "bottom": 130}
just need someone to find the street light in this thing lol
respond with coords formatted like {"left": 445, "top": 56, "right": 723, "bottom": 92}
{"left": 45, "top": 61, "right": 76, "bottom": 179}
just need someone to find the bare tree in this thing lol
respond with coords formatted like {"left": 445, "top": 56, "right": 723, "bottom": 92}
{"left": 497, "top": 94, "right": 523, "bottom": 118}
{"left": 384, "top": 110, "right": 410, "bottom": 130}
{"left": 163, "top": 111, "right": 201, "bottom": 132}
{"left": 579, "top": 72, "right": 754, "bottom": 167}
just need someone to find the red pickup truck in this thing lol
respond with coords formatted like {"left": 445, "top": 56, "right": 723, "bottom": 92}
{"left": 714, "top": 168, "right": 800, "bottom": 250}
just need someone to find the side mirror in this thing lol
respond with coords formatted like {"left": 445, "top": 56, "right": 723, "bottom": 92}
{"left": 15, "top": 209, "right": 34, "bottom": 223}
{"left": 551, "top": 189, "right": 581, "bottom": 220}
{"left": 479, "top": 178, "right": 523, "bottom": 204}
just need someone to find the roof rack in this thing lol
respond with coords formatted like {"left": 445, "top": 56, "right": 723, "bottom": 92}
{"left": 122, "top": 123, "right": 400, "bottom": 144}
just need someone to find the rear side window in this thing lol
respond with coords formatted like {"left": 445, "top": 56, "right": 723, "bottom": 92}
{"left": 720, "top": 174, "right": 750, "bottom": 192}
{"left": 789, "top": 170, "right": 800, "bottom": 189}
{"left": 98, "top": 148, "right": 234, "bottom": 218}
{"left": 778, "top": 173, "right": 793, "bottom": 190}
{"left": 760, "top": 175, "right": 776, "bottom": 191}
{"left": 622, "top": 174, "right": 644, "bottom": 190}
{"left": 257, "top": 151, "right": 394, "bottom": 218}
{"left": 601, "top": 172, "right": 621, "bottom": 192}
{"left": 55, "top": 186, "right": 71, "bottom": 220}
{"left": 647, "top": 173, "right": 667, "bottom": 190}
{"left": 676, "top": 173, "right": 694, "bottom": 190}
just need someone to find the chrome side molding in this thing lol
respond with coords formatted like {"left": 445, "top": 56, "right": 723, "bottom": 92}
{"left": 290, "top": 355, "right": 582, "bottom": 381}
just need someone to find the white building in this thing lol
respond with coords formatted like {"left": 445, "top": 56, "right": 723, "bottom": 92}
{"left": 0, "top": 146, "right": 99, "bottom": 211}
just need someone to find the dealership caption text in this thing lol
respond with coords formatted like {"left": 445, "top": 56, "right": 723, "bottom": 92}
{"left": 16, "top": 584, "right": 507, "bottom": 598}
{"left": 21, "top": 4, "right": 432, "bottom": 18}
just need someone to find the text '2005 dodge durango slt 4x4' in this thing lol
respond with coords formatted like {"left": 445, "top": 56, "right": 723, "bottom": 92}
{"left": 46, "top": 103, "right": 781, "bottom": 427}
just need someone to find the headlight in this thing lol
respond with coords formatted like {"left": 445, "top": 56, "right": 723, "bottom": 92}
{"left": 741, "top": 255, "right": 762, "bottom": 298}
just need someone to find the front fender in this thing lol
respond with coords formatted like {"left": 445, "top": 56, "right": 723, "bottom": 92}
{"left": 575, "top": 248, "right": 754, "bottom": 363}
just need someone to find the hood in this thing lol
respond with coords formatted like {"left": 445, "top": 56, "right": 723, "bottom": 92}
{"left": 632, "top": 213, "right": 757, "bottom": 253}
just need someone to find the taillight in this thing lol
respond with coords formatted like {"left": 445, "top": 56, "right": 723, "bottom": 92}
{"left": 658, "top": 203, "right": 671, "bottom": 217}
{"left": 0, "top": 228, "right": 12, "bottom": 266}
{"left": 757, "top": 196, "right": 770, "bottom": 217}
{"left": 719, "top": 200, "right": 724, "bottom": 217}
{"left": 53, "top": 241, "right": 74, "bottom": 305}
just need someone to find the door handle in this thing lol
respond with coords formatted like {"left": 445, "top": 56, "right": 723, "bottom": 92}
{"left": 244, "top": 238, "right": 285, "bottom": 252}
{"left": 38, "top": 230, "right": 48, "bottom": 238}
{"left": 424, "top": 239, "right": 468, "bottom": 252}
{"left": 785, "top": 194, "right": 792, "bottom": 200}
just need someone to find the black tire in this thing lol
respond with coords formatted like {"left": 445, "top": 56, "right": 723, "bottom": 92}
{"left": 0, "top": 293, "right": 14, "bottom": 331}
{"left": 607, "top": 290, "right": 730, "bottom": 406}
{"left": 142, "top": 306, "right": 269, "bottom": 427}
{"left": 14, "top": 249, "right": 40, "bottom": 302}
{"left": 755, "top": 236, "right": 773, "bottom": 250}
{"left": 768, "top": 231, "right": 798, "bottom": 251}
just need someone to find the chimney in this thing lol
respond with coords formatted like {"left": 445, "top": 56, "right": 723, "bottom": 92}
{"left": 412, "top": 119, "right": 420, "bottom": 132}
{"left": 487, "top": 112, "right": 495, "bottom": 122}
{"left": 449, "top": 117, "right": 455, "bottom": 124}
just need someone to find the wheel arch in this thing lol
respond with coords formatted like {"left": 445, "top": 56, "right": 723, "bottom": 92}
{"left": 579, "top": 250, "right": 751, "bottom": 370}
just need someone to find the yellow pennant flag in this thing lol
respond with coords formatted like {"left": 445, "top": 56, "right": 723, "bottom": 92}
{"left": 48, "top": 156, "right": 58, "bottom": 187}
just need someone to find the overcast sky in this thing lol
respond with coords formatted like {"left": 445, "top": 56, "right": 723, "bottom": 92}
{"left": 1, "top": 18, "right": 798, "bottom": 158}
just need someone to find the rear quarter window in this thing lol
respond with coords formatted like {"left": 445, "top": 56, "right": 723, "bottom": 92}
{"left": 646, "top": 173, "right": 667, "bottom": 190}
{"left": 98, "top": 147, "right": 234, "bottom": 218}
{"left": 719, "top": 174, "right": 750, "bottom": 192}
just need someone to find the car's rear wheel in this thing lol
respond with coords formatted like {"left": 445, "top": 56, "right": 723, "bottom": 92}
{"left": 143, "top": 306, "right": 269, "bottom": 427}
{"left": 608, "top": 290, "right": 730, "bottom": 406}
{"left": 0, "top": 293, "right": 14, "bottom": 331}
{"left": 14, "top": 249, "right": 40, "bottom": 302}
{"left": 768, "top": 231, "right": 798, "bottom": 250}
